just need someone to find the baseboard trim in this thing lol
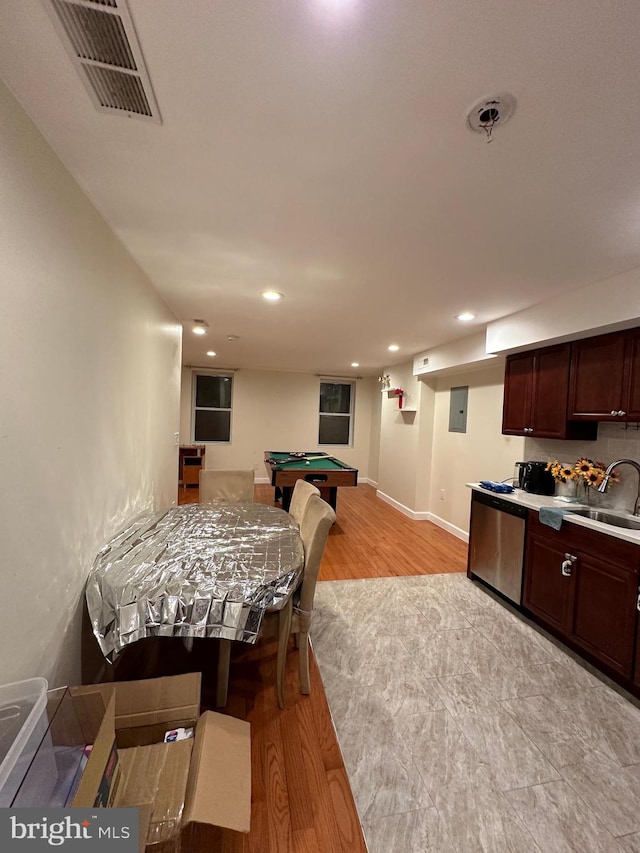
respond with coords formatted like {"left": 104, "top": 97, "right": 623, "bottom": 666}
{"left": 375, "top": 490, "right": 423, "bottom": 519}
{"left": 375, "top": 490, "right": 468, "bottom": 542}
{"left": 427, "top": 513, "right": 469, "bottom": 543}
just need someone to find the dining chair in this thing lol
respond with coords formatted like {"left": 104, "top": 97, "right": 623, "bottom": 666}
{"left": 199, "top": 468, "right": 254, "bottom": 503}
{"left": 262, "top": 494, "right": 336, "bottom": 708}
{"left": 287, "top": 479, "right": 320, "bottom": 527}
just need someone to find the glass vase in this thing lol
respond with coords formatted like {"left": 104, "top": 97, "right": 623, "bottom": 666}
{"left": 578, "top": 479, "right": 595, "bottom": 505}
{"left": 555, "top": 479, "right": 578, "bottom": 499}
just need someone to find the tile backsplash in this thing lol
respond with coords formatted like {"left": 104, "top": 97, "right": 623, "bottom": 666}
{"left": 526, "top": 422, "right": 640, "bottom": 512}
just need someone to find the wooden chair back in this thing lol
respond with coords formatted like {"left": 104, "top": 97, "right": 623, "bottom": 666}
{"left": 199, "top": 469, "right": 254, "bottom": 503}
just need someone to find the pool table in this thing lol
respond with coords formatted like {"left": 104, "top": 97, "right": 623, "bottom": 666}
{"left": 264, "top": 451, "right": 358, "bottom": 512}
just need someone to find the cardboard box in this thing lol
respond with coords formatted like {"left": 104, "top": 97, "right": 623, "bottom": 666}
{"left": 68, "top": 673, "right": 251, "bottom": 853}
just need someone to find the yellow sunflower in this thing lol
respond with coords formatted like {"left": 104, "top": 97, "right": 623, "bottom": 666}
{"left": 560, "top": 465, "right": 577, "bottom": 481}
{"left": 574, "top": 458, "right": 593, "bottom": 476}
{"left": 585, "top": 468, "right": 604, "bottom": 487}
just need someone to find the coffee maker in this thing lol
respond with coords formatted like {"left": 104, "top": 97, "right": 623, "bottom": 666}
{"left": 515, "top": 461, "right": 555, "bottom": 495}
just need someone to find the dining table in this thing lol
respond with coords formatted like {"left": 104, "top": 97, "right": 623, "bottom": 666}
{"left": 86, "top": 502, "right": 304, "bottom": 704}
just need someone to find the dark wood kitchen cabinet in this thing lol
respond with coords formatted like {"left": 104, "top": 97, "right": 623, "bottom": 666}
{"left": 568, "top": 328, "right": 640, "bottom": 421}
{"left": 502, "top": 343, "right": 597, "bottom": 440}
{"left": 524, "top": 513, "right": 640, "bottom": 680}
{"left": 523, "top": 529, "right": 573, "bottom": 634}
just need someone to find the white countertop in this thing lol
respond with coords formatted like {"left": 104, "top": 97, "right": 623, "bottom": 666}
{"left": 467, "top": 483, "right": 640, "bottom": 546}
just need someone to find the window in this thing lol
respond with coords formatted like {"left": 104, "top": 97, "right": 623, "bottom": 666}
{"left": 193, "top": 373, "right": 232, "bottom": 442}
{"left": 318, "top": 381, "right": 353, "bottom": 445}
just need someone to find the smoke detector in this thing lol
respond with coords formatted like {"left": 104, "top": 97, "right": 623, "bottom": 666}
{"left": 467, "top": 93, "right": 516, "bottom": 142}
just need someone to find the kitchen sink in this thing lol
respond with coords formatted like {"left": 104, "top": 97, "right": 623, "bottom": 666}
{"left": 568, "top": 509, "right": 640, "bottom": 530}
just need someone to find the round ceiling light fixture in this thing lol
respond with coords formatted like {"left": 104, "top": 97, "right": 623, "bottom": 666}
{"left": 388, "top": 344, "right": 400, "bottom": 352}
{"left": 206, "top": 350, "right": 217, "bottom": 357}
{"left": 466, "top": 93, "right": 516, "bottom": 143}
{"left": 456, "top": 312, "right": 476, "bottom": 322}
{"left": 192, "top": 318, "right": 208, "bottom": 335}
{"left": 262, "top": 290, "right": 284, "bottom": 302}
{"left": 350, "top": 362, "right": 360, "bottom": 367}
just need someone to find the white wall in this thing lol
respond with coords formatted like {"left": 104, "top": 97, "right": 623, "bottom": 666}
{"left": 180, "top": 368, "right": 377, "bottom": 482}
{"left": 413, "top": 331, "right": 498, "bottom": 376}
{"left": 486, "top": 266, "right": 640, "bottom": 354}
{"left": 0, "top": 82, "right": 181, "bottom": 688}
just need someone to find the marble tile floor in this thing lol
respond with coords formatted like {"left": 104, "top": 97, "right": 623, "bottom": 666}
{"left": 311, "top": 573, "right": 640, "bottom": 853}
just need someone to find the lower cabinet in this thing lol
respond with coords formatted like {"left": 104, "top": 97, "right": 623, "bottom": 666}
{"left": 524, "top": 513, "right": 640, "bottom": 680}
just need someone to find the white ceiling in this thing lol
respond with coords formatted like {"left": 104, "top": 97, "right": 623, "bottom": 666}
{"left": 2, "top": 0, "right": 640, "bottom": 376}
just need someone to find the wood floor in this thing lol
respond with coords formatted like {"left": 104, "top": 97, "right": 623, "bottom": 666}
{"left": 147, "top": 481, "right": 469, "bottom": 851}
{"left": 180, "top": 481, "right": 469, "bottom": 581}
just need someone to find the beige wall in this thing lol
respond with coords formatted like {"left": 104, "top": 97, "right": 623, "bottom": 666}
{"left": 180, "top": 368, "right": 377, "bottom": 481}
{"left": 0, "top": 82, "right": 181, "bottom": 687}
{"left": 373, "top": 362, "right": 523, "bottom": 536}
{"left": 377, "top": 365, "right": 428, "bottom": 511}
{"left": 429, "top": 365, "right": 525, "bottom": 536}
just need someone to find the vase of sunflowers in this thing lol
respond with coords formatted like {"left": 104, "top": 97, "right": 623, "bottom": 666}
{"left": 546, "top": 458, "right": 620, "bottom": 503}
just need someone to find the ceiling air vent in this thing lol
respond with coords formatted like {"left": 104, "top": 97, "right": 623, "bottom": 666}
{"left": 45, "top": 0, "right": 161, "bottom": 123}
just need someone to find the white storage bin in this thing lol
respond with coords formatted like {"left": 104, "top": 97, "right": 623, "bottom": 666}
{"left": 0, "top": 677, "right": 49, "bottom": 806}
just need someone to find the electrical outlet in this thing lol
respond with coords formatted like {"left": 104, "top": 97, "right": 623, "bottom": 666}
{"left": 174, "top": 432, "right": 180, "bottom": 446}
{"left": 440, "top": 489, "right": 446, "bottom": 501}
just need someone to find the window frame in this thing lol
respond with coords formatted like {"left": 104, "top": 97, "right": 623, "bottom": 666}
{"left": 318, "top": 379, "right": 355, "bottom": 447}
{"left": 191, "top": 370, "right": 234, "bottom": 444}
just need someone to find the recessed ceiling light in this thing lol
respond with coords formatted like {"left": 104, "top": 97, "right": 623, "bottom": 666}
{"left": 206, "top": 351, "right": 216, "bottom": 357}
{"left": 192, "top": 326, "right": 206, "bottom": 335}
{"left": 262, "top": 290, "right": 284, "bottom": 302}
{"left": 227, "top": 335, "right": 240, "bottom": 341}
{"left": 455, "top": 312, "right": 476, "bottom": 322}
{"left": 388, "top": 344, "right": 399, "bottom": 352}
{"left": 351, "top": 362, "right": 359, "bottom": 367}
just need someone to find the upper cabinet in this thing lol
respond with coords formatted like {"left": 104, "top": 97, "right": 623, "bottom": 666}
{"left": 568, "top": 328, "right": 640, "bottom": 421}
{"left": 502, "top": 343, "right": 597, "bottom": 440}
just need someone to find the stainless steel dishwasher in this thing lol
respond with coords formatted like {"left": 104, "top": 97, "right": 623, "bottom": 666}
{"left": 467, "top": 489, "right": 527, "bottom": 605}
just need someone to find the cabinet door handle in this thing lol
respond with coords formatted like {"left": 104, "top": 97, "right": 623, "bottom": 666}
{"left": 618, "top": 410, "right": 626, "bottom": 417}
{"left": 637, "top": 592, "right": 640, "bottom": 612}
{"left": 611, "top": 410, "right": 618, "bottom": 416}
{"left": 561, "top": 553, "right": 577, "bottom": 577}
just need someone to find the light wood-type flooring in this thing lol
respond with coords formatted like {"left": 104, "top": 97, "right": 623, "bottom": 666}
{"left": 156, "top": 481, "right": 467, "bottom": 851}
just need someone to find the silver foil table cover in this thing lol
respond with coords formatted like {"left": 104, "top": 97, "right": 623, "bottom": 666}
{"left": 86, "top": 503, "right": 304, "bottom": 660}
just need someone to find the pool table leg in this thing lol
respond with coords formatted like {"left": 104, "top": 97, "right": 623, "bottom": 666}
{"left": 280, "top": 484, "right": 337, "bottom": 513}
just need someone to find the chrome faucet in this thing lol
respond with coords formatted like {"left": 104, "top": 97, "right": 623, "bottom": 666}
{"left": 597, "top": 459, "right": 640, "bottom": 516}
